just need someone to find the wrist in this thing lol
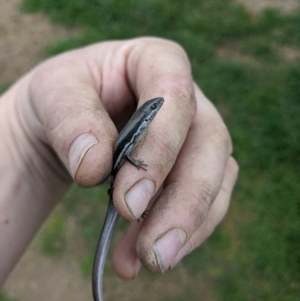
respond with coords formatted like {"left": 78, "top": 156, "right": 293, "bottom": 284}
{"left": 0, "top": 79, "right": 71, "bottom": 285}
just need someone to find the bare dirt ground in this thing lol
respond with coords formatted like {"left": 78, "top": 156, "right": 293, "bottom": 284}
{"left": 235, "top": 0, "right": 299, "bottom": 14}
{"left": 4, "top": 215, "right": 93, "bottom": 301}
{"left": 1, "top": 0, "right": 299, "bottom": 301}
{"left": 0, "top": 0, "right": 77, "bottom": 83}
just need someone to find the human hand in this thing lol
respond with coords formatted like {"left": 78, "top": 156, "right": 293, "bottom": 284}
{"left": 0, "top": 37, "right": 238, "bottom": 284}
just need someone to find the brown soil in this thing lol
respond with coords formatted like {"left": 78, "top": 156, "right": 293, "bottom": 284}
{"left": 0, "top": 0, "right": 77, "bottom": 84}
{"left": 234, "top": 0, "right": 299, "bottom": 14}
{"left": 4, "top": 214, "right": 93, "bottom": 301}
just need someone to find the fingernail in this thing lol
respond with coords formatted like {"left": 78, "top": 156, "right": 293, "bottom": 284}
{"left": 153, "top": 228, "right": 187, "bottom": 273}
{"left": 173, "top": 241, "right": 191, "bottom": 266}
{"left": 125, "top": 179, "right": 155, "bottom": 219}
{"left": 69, "top": 133, "right": 98, "bottom": 178}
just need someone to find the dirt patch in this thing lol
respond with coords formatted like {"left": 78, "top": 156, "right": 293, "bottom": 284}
{"left": 215, "top": 43, "right": 261, "bottom": 66}
{"left": 0, "top": 0, "right": 77, "bottom": 84}
{"left": 277, "top": 45, "right": 300, "bottom": 60}
{"left": 234, "top": 0, "right": 299, "bottom": 14}
{"left": 215, "top": 43, "right": 300, "bottom": 64}
{"left": 4, "top": 214, "right": 93, "bottom": 301}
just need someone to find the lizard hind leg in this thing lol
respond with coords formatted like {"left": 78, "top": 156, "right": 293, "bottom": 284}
{"left": 125, "top": 155, "right": 148, "bottom": 171}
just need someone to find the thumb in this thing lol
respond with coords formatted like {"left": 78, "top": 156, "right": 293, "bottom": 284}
{"left": 24, "top": 58, "right": 117, "bottom": 187}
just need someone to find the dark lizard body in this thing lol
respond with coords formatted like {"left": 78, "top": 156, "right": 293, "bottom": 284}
{"left": 92, "top": 97, "right": 164, "bottom": 301}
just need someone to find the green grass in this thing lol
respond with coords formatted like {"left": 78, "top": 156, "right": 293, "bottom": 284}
{"left": 39, "top": 213, "right": 67, "bottom": 255}
{"left": 62, "top": 184, "right": 110, "bottom": 276}
{"left": 0, "top": 85, "right": 9, "bottom": 95}
{"left": 0, "top": 293, "right": 17, "bottom": 301}
{"left": 18, "top": 0, "right": 300, "bottom": 300}
{"left": 79, "top": 254, "right": 94, "bottom": 277}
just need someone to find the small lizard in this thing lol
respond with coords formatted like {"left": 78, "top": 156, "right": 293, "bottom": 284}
{"left": 92, "top": 97, "right": 164, "bottom": 301}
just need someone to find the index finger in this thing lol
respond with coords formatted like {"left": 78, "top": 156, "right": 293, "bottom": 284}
{"left": 113, "top": 38, "right": 196, "bottom": 220}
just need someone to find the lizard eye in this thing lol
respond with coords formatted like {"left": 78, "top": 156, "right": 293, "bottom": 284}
{"left": 150, "top": 103, "right": 157, "bottom": 110}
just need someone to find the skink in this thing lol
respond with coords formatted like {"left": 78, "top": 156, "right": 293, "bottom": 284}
{"left": 92, "top": 97, "right": 164, "bottom": 301}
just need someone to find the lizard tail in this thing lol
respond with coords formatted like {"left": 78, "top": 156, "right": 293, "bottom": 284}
{"left": 92, "top": 201, "right": 120, "bottom": 301}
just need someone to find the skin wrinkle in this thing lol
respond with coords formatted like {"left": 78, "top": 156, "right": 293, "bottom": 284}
{"left": 44, "top": 94, "right": 76, "bottom": 131}
{"left": 85, "top": 47, "right": 105, "bottom": 95}
{"left": 30, "top": 143, "right": 69, "bottom": 191}
{"left": 30, "top": 63, "right": 63, "bottom": 122}
{"left": 149, "top": 100, "right": 191, "bottom": 172}
{"left": 50, "top": 105, "right": 105, "bottom": 157}
{"left": 205, "top": 121, "right": 233, "bottom": 156}
{"left": 142, "top": 185, "right": 163, "bottom": 216}
{"left": 33, "top": 138, "right": 71, "bottom": 185}
{"left": 132, "top": 40, "right": 193, "bottom": 100}
{"left": 152, "top": 124, "right": 183, "bottom": 162}
{"left": 100, "top": 44, "right": 137, "bottom": 127}
{"left": 159, "top": 182, "right": 177, "bottom": 210}
{"left": 5, "top": 102, "right": 24, "bottom": 173}
{"left": 151, "top": 172, "right": 218, "bottom": 243}
{"left": 26, "top": 74, "right": 47, "bottom": 134}
{"left": 141, "top": 184, "right": 177, "bottom": 228}
{"left": 149, "top": 131, "right": 177, "bottom": 168}
{"left": 187, "top": 158, "right": 238, "bottom": 254}
{"left": 175, "top": 158, "right": 223, "bottom": 230}
{"left": 146, "top": 39, "right": 190, "bottom": 73}
{"left": 195, "top": 103, "right": 232, "bottom": 159}
{"left": 126, "top": 44, "right": 141, "bottom": 96}
{"left": 37, "top": 62, "right": 98, "bottom": 125}
{"left": 173, "top": 181, "right": 222, "bottom": 232}
{"left": 190, "top": 151, "right": 227, "bottom": 183}
{"left": 11, "top": 87, "right": 69, "bottom": 186}
{"left": 138, "top": 74, "right": 194, "bottom": 114}
{"left": 101, "top": 49, "right": 115, "bottom": 102}
{"left": 154, "top": 133, "right": 185, "bottom": 180}
{"left": 154, "top": 85, "right": 194, "bottom": 153}
{"left": 190, "top": 186, "right": 213, "bottom": 228}
{"left": 118, "top": 41, "right": 137, "bottom": 94}
{"left": 160, "top": 75, "right": 196, "bottom": 115}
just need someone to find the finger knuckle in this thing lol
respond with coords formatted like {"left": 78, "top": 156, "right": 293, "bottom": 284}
{"left": 192, "top": 181, "right": 214, "bottom": 219}
{"left": 153, "top": 131, "right": 178, "bottom": 168}
{"left": 161, "top": 75, "right": 196, "bottom": 112}
{"left": 209, "top": 122, "right": 232, "bottom": 155}
{"left": 207, "top": 202, "right": 227, "bottom": 228}
{"left": 136, "top": 38, "right": 196, "bottom": 118}
{"left": 227, "top": 156, "right": 239, "bottom": 177}
{"left": 137, "top": 37, "right": 189, "bottom": 57}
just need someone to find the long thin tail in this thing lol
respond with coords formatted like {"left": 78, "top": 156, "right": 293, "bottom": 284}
{"left": 92, "top": 201, "right": 120, "bottom": 301}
